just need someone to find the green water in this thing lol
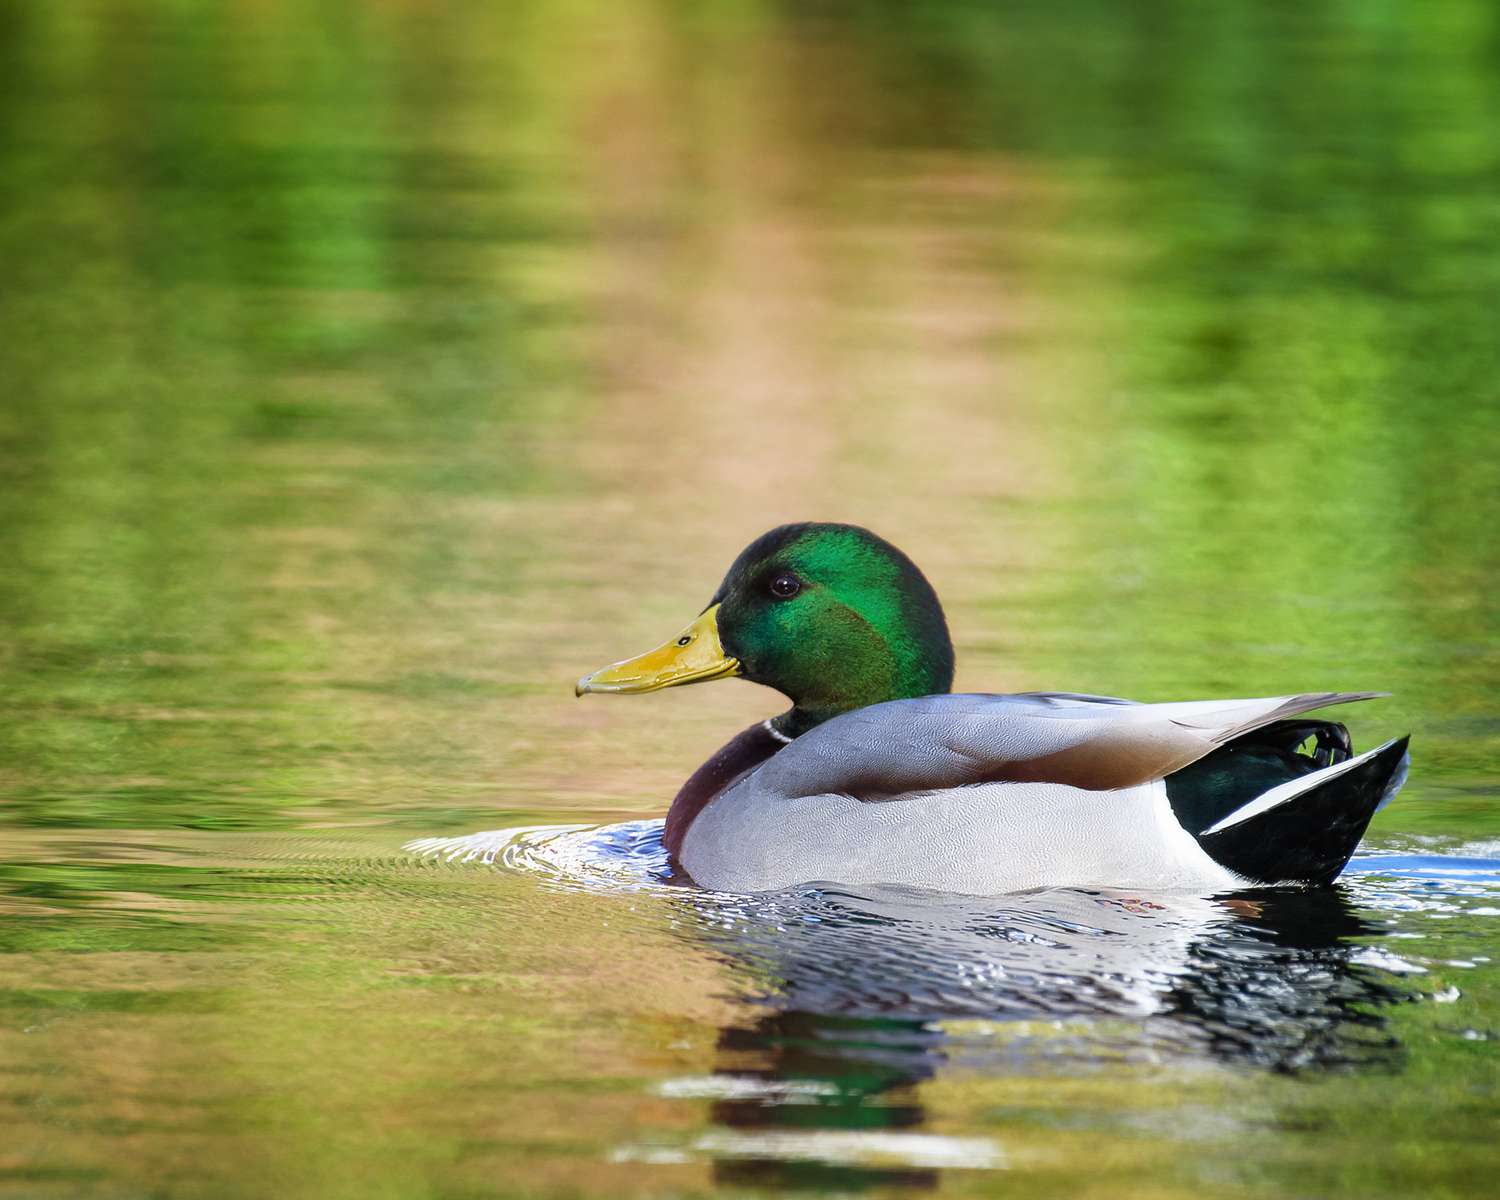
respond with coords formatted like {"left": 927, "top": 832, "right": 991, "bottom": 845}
{"left": 2, "top": 2, "right": 1497, "bottom": 1196}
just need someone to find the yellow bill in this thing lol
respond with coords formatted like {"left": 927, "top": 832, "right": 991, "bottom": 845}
{"left": 575, "top": 604, "right": 741, "bottom": 696}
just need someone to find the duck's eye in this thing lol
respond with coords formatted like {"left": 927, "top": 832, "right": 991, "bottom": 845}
{"left": 676, "top": 635, "right": 692, "bottom": 647}
{"left": 769, "top": 573, "right": 801, "bottom": 599}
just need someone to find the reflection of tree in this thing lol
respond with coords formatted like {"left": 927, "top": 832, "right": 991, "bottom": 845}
{"left": 3, "top": 0, "right": 1493, "bottom": 825}
{"left": 0, "top": 1, "right": 586, "bottom": 828}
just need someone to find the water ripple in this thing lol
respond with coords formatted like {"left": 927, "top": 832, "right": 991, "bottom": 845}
{"left": 406, "top": 821, "right": 1500, "bottom": 1072}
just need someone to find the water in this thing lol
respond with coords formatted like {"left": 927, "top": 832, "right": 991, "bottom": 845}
{"left": 2, "top": 1, "right": 1498, "bottom": 1196}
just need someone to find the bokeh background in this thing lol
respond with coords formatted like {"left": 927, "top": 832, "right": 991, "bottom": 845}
{"left": 1, "top": 3, "right": 1498, "bottom": 1198}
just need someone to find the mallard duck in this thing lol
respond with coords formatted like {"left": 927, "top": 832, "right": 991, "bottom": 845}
{"left": 577, "top": 523, "right": 1409, "bottom": 895}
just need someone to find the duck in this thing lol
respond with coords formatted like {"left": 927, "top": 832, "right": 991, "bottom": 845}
{"left": 576, "top": 522, "right": 1410, "bottom": 896}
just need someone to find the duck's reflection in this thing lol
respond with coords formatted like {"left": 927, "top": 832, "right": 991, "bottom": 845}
{"left": 709, "top": 1011, "right": 943, "bottom": 1192}
{"left": 684, "top": 884, "right": 1411, "bottom": 1191}
{"left": 1157, "top": 889, "right": 1410, "bottom": 1070}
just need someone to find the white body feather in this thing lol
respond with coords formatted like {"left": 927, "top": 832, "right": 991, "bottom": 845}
{"left": 682, "top": 778, "right": 1244, "bottom": 895}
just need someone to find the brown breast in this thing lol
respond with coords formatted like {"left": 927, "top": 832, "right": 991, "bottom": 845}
{"left": 663, "top": 721, "right": 785, "bottom": 861}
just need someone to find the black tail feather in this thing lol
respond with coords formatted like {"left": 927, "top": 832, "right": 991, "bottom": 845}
{"left": 1195, "top": 736, "right": 1411, "bottom": 886}
{"left": 1167, "top": 718, "right": 1355, "bottom": 838}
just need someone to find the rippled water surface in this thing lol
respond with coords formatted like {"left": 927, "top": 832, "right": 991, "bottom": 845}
{"left": 3, "top": 2, "right": 1498, "bottom": 1197}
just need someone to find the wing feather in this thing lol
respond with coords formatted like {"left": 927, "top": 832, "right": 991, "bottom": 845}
{"left": 756, "top": 691, "right": 1385, "bottom": 799}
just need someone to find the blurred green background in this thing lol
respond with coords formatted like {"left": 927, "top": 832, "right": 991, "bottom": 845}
{"left": 1, "top": 2, "right": 1497, "bottom": 1198}
{"left": 2, "top": 0, "right": 1495, "bottom": 835}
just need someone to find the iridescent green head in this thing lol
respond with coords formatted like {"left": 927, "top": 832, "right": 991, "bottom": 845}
{"left": 711, "top": 523, "right": 954, "bottom": 732}
{"left": 577, "top": 523, "right": 955, "bottom": 737}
